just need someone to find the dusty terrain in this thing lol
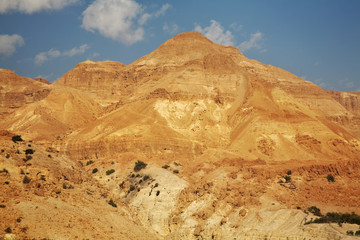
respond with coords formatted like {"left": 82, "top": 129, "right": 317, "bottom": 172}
{"left": 1, "top": 32, "right": 360, "bottom": 239}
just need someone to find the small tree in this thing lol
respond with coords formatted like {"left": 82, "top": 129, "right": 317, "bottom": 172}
{"left": 12, "top": 135, "right": 23, "bottom": 143}
{"left": 106, "top": 169, "right": 115, "bottom": 175}
{"left": 134, "top": 161, "right": 147, "bottom": 172}
{"left": 327, "top": 174, "right": 335, "bottom": 182}
{"left": 308, "top": 206, "right": 322, "bottom": 217}
{"left": 284, "top": 175, "right": 291, "bottom": 183}
{"left": 23, "top": 175, "right": 31, "bottom": 184}
{"left": 108, "top": 199, "right": 117, "bottom": 208}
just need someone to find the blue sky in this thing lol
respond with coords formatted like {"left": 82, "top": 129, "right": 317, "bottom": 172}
{"left": 0, "top": 0, "right": 359, "bottom": 92}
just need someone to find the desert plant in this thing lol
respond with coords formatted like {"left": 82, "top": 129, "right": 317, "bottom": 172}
{"left": 40, "top": 175, "right": 46, "bottom": 181}
{"left": 12, "top": 135, "right": 23, "bottom": 143}
{"left": 16, "top": 218, "right": 21, "bottom": 223}
{"left": 1, "top": 149, "right": 4, "bottom": 152}
{"left": 23, "top": 175, "right": 31, "bottom": 184}
{"left": 346, "top": 230, "right": 354, "bottom": 236}
{"left": 5, "top": 227, "right": 11, "bottom": 233}
{"left": 25, "top": 149, "right": 35, "bottom": 155}
{"left": 0, "top": 168, "right": 9, "bottom": 174}
{"left": 108, "top": 199, "right": 117, "bottom": 208}
{"left": 48, "top": 154, "right": 52, "bottom": 158}
{"left": 308, "top": 206, "right": 322, "bottom": 217}
{"left": 162, "top": 164, "right": 170, "bottom": 169}
{"left": 134, "top": 160, "right": 147, "bottom": 172}
{"left": 86, "top": 160, "right": 94, "bottom": 166}
{"left": 284, "top": 175, "right": 291, "bottom": 182}
{"left": 156, "top": 190, "right": 160, "bottom": 196}
{"left": 0, "top": 204, "right": 6, "bottom": 208}
{"left": 129, "top": 185, "right": 135, "bottom": 191}
{"left": 327, "top": 174, "right": 335, "bottom": 182}
{"left": 5, "top": 153, "right": 10, "bottom": 158}
{"left": 173, "top": 169, "right": 179, "bottom": 174}
{"left": 287, "top": 170, "right": 292, "bottom": 175}
{"left": 106, "top": 169, "right": 115, "bottom": 175}
{"left": 355, "top": 230, "right": 360, "bottom": 236}
{"left": 25, "top": 155, "right": 32, "bottom": 161}
{"left": 143, "top": 175, "right": 150, "bottom": 181}
{"left": 92, "top": 168, "right": 98, "bottom": 174}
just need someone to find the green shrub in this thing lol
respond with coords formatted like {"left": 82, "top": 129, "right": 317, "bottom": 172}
{"left": 346, "top": 230, "right": 354, "bottom": 236}
{"left": 355, "top": 230, "right": 360, "bottom": 236}
{"left": 106, "top": 169, "right": 115, "bottom": 175}
{"left": 134, "top": 161, "right": 147, "bottom": 172}
{"left": 1, "top": 149, "right": 4, "bottom": 152}
{"left": 25, "top": 155, "right": 32, "bottom": 161}
{"left": 0, "top": 204, "right": 6, "bottom": 208}
{"left": 308, "top": 206, "right": 322, "bottom": 216}
{"left": 16, "top": 218, "right": 21, "bottom": 223}
{"left": 287, "top": 170, "right": 292, "bottom": 175}
{"left": 108, "top": 199, "right": 117, "bottom": 208}
{"left": 162, "top": 164, "right": 170, "bottom": 169}
{"left": 92, "top": 168, "right": 98, "bottom": 174}
{"left": 5, "top": 227, "right": 11, "bottom": 233}
{"left": 129, "top": 185, "right": 135, "bottom": 191}
{"left": 156, "top": 190, "right": 160, "bottom": 196}
{"left": 23, "top": 176, "right": 31, "bottom": 184}
{"left": 12, "top": 135, "right": 23, "bottom": 143}
{"left": 284, "top": 175, "right": 291, "bottom": 182}
{"left": 25, "top": 149, "right": 35, "bottom": 155}
{"left": 327, "top": 174, "right": 335, "bottom": 182}
{"left": 40, "top": 175, "right": 46, "bottom": 181}
{"left": 86, "top": 160, "right": 94, "bottom": 166}
{"left": 173, "top": 169, "right": 179, "bottom": 174}
{"left": 5, "top": 153, "right": 10, "bottom": 158}
{"left": 143, "top": 175, "right": 150, "bottom": 181}
{"left": 0, "top": 168, "right": 9, "bottom": 174}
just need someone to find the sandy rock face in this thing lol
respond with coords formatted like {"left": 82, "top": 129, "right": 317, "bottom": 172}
{"left": 1, "top": 32, "right": 360, "bottom": 239}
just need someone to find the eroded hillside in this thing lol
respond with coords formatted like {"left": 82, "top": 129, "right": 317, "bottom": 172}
{"left": 1, "top": 32, "right": 360, "bottom": 240}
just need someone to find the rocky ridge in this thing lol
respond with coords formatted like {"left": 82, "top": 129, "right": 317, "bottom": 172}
{"left": 1, "top": 32, "right": 360, "bottom": 239}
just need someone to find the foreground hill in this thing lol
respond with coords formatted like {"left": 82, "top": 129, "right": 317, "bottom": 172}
{"left": 1, "top": 32, "right": 360, "bottom": 239}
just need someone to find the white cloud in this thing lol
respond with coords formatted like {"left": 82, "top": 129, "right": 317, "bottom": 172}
{"left": 63, "top": 44, "right": 89, "bottom": 57}
{"left": 238, "top": 31, "right": 263, "bottom": 52}
{"left": 35, "top": 44, "right": 89, "bottom": 65}
{"left": 194, "top": 20, "right": 235, "bottom": 46}
{"left": 163, "top": 23, "right": 179, "bottom": 35}
{"left": 0, "top": 0, "right": 79, "bottom": 14}
{"left": 0, "top": 34, "right": 24, "bottom": 57}
{"left": 81, "top": 0, "right": 144, "bottom": 45}
{"left": 154, "top": 3, "right": 170, "bottom": 17}
{"left": 81, "top": 0, "right": 171, "bottom": 45}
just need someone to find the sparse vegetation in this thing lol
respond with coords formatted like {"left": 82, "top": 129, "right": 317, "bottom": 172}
{"left": 106, "top": 169, "right": 115, "bottom": 175}
{"left": 5, "top": 227, "right": 11, "bottom": 233}
{"left": 154, "top": 183, "right": 159, "bottom": 188}
{"left": 143, "top": 175, "right": 150, "bottom": 181}
{"left": 48, "top": 154, "right": 52, "bottom": 158}
{"left": 162, "top": 164, "right": 170, "bottom": 169}
{"left": 40, "top": 175, "right": 46, "bottom": 181}
{"left": 25, "top": 155, "right": 32, "bottom": 161}
{"left": 16, "top": 218, "right": 21, "bottom": 223}
{"left": 25, "top": 149, "right": 35, "bottom": 155}
{"left": 287, "top": 170, "right": 292, "bottom": 175}
{"left": 92, "top": 168, "right": 98, "bottom": 174}
{"left": 305, "top": 211, "right": 360, "bottom": 225}
{"left": 0, "top": 168, "right": 9, "bottom": 174}
{"left": 173, "top": 169, "right": 179, "bottom": 174}
{"left": 86, "top": 160, "right": 94, "bottom": 166}
{"left": 327, "top": 174, "right": 335, "bottom": 182}
{"left": 23, "top": 175, "right": 31, "bottom": 184}
{"left": 134, "top": 160, "right": 147, "bottom": 172}
{"left": 355, "top": 230, "right": 360, "bottom": 236}
{"left": 129, "top": 185, "right": 135, "bottom": 191}
{"left": 12, "top": 135, "right": 23, "bottom": 143}
{"left": 284, "top": 175, "right": 291, "bottom": 182}
{"left": 347, "top": 230, "right": 354, "bottom": 236}
{"left": 156, "top": 190, "right": 160, "bottom": 196}
{"left": 5, "top": 153, "right": 10, "bottom": 158}
{"left": 1, "top": 149, "right": 4, "bottom": 152}
{"left": 308, "top": 206, "right": 322, "bottom": 217}
{"left": 108, "top": 199, "right": 117, "bottom": 208}
{"left": 0, "top": 204, "right": 6, "bottom": 208}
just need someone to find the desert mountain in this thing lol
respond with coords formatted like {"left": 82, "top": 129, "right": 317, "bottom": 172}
{"left": 1, "top": 32, "right": 360, "bottom": 239}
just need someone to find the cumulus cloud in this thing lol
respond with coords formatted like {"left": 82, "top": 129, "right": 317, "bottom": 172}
{"left": 194, "top": 20, "right": 235, "bottom": 46}
{"left": 238, "top": 31, "right": 264, "bottom": 52}
{"left": 163, "top": 23, "right": 179, "bottom": 35}
{"left": 0, "top": 0, "right": 79, "bottom": 14}
{"left": 0, "top": 34, "right": 24, "bottom": 57}
{"left": 81, "top": 0, "right": 171, "bottom": 45}
{"left": 35, "top": 44, "right": 89, "bottom": 65}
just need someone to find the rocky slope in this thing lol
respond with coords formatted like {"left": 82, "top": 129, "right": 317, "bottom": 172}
{"left": 1, "top": 32, "right": 360, "bottom": 239}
